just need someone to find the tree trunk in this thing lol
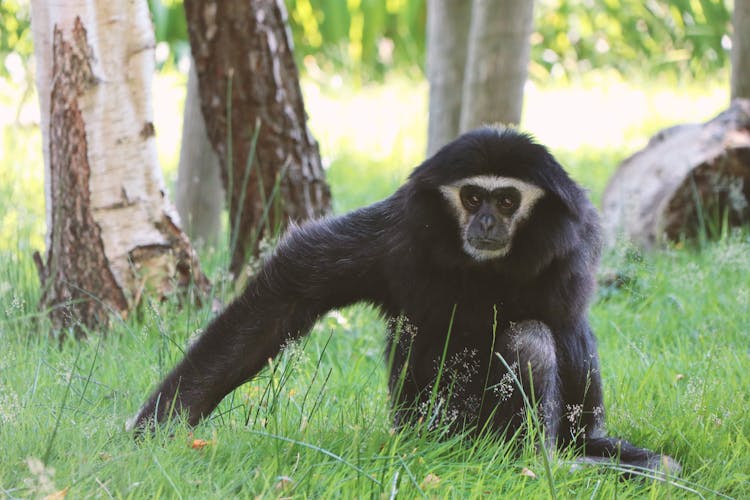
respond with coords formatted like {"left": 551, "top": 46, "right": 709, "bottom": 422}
{"left": 184, "top": 0, "right": 331, "bottom": 278}
{"left": 732, "top": 0, "right": 750, "bottom": 100}
{"left": 30, "top": 0, "right": 208, "bottom": 338}
{"left": 459, "top": 0, "right": 535, "bottom": 132}
{"left": 426, "top": 0, "right": 472, "bottom": 156}
{"left": 175, "top": 58, "right": 224, "bottom": 248}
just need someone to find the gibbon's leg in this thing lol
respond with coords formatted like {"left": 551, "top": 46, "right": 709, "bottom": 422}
{"left": 555, "top": 320, "right": 606, "bottom": 446}
{"left": 491, "top": 320, "right": 561, "bottom": 445}
{"left": 579, "top": 436, "right": 682, "bottom": 475}
{"left": 557, "top": 322, "right": 681, "bottom": 474}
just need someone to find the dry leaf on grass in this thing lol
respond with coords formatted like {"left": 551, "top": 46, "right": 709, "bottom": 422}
{"left": 190, "top": 438, "right": 214, "bottom": 450}
{"left": 421, "top": 473, "right": 441, "bottom": 487}
{"left": 520, "top": 467, "right": 537, "bottom": 479}
{"left": 43, "top": 487, "right": 69, "bottom": 500}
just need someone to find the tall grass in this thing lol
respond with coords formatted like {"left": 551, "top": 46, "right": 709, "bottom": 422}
{"left": 2, "top": 237, "right": 748, "bottom": 497}
{"left": 1, "top": 75, "right": 748, "bottom": 497}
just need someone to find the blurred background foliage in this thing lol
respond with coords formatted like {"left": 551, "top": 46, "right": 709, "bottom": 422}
{"left": 531, "top": 0, "right": 732, "bottom": 80}
{"left": 285, "top": 0, "right": 734, "bottom": 82}
{"left": 0, "top": 0, "right": 735, "bottom": 83}
{"left": 0, "top": 0, "right": 32, "bottom": 79}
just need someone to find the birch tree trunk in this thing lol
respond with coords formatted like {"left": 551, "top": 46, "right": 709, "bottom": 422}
{"left": 459, "top": 0, "right": 535, "bottom": 132}
{"left": 732, "top": 0, "right": 750, "bottom": 100}
{"left": 30, "top": 0, "right": 208, "bottom": 338}
{"left": 426, "top": 0, "right": 472, "bottom": 156}
{"left": 184, "top": 0, "right": 331, "bottom": 278}
{"left": 175, "top": 58, "right": 224, "bottom": 247}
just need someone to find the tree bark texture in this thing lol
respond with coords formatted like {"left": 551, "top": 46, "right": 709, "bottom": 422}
{"left": 176, "top": 58, "right": 224, "bottom": 247}
{"left": 601, "top": 100, "right": 750, "bottom": 248}
{"left": 459, "top": 0, "right": 535, "bottom": 132}
{"left": 30, "top": 1, "right": 208, "bottom": 337}
{"left": 184, "top": 0, "right": 331, "bottom": 277}
{"left": 732, "top": 0, "right": 750, "bottom": 100}
{"left": 426, "top": 0, "right": 472, "bottom": 156}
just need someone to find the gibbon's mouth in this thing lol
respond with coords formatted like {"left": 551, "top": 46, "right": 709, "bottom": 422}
{"left": 467, "top": 237, "right": 506, "bottom": 251}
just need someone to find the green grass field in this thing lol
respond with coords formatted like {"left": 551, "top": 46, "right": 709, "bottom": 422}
{"left": 1, "top": 75, "right": 748, "bottom": 498}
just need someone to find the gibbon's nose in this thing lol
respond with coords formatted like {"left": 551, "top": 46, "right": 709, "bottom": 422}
{"left": 478, "top": 214, "right": 496, "bottom": 233}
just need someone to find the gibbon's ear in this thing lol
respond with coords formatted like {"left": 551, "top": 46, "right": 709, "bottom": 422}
{"left": 403, "top": 156, "right": 447, "bottom": 216}
{"left": 531, "top": 154, "right": 586, "bottom": 220}
{"left": 403, "top": 169, "right": 444, "bottom": 229}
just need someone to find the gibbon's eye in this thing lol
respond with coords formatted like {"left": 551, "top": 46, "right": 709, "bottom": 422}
{"left": 460, "top": 186, "right": 484, "bottom": 212}
{"left": 494, "top": 188, "right": 521, "bottom": 214}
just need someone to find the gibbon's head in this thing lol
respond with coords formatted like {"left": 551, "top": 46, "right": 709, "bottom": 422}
{"left": 438, "top": 173, "right": 544, "bottom": 260}
{"left": 406, "top": 126, "right": 597, "bottom": 268}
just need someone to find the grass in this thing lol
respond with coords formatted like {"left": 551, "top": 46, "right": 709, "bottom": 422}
{"left": 1, "top": 72, "right": 749, "bottom": 497}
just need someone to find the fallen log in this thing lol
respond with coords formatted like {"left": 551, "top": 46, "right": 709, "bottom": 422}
{"left": 601, "top": 99, "right": 750, "bottom": 248}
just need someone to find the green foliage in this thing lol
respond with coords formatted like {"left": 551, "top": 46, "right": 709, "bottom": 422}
{"left": 285, "top": 0, "right": 426, "bottom": 82}
{"left": 0, "top": 0, "right": 32, "bottom": 79}
{"left": 532, "top": 0, "right": 732, "bottom": 81}
{"left": 148, "top": 0, "right": 190, "bottom": 68}
{"left": 0, "top": 0, "right": 736, "bottom": 82}
{"left": 283, "top": 0, "right": 734, "bottom": 81}
{"left": 2, "top": 0, "right": 733, "bottom": 83}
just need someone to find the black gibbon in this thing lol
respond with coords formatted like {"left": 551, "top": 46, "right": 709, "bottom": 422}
{"left": 130, "top": 127, "right": 679, "bottom": 474}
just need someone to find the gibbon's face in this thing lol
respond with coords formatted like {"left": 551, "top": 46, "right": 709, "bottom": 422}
{"left": 439, "top": 176, "right": 544, "bottom": 261}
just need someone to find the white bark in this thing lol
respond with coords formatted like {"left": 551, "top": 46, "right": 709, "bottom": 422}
{"left": 732, "top": 0, "right": 750, "bottom": 100}
{"left": 30, "top": 1, "right": 53, "bottom": 251}
{"left": 426, "top": 0, "right": 472, "bottom": 156}
{"left": 30, "top": 0, "right": 206, "bottom": 331}
{"left": 176, "top": 59, "right": 223, "bottom": 247}
{"left": 459, "top": 0, "right": 535, "bottom": 132}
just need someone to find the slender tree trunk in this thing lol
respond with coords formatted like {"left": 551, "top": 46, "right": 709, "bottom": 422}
{"left": 30, "top": 0, "right": 208, "bottom": 338}
{"left": 459, "top": 0, "right": 535, "bottom": 132}
{"left": 184, "top": 0, "right": 331, "bottom": 277}
{"left": 426, "top": 0, "right": 472, "bottom": 156}
{"left": 175, "top": 58, "right": 224, "bottom": 248}
{"left": 732, "top": 0, "right": 750, "bottom": 100}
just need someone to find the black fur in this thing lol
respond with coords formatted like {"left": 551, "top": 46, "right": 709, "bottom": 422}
{"left": 131, "top": 127, "right": 679, "bottom": 474}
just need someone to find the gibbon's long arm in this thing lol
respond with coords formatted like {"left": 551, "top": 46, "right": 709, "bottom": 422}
{"left": 130, "top": 203, "right": 393, "bottom": 430}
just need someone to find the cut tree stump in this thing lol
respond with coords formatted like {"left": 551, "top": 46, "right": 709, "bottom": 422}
{"left": 601, "top": 99, "right": 750, "bottom": 248}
